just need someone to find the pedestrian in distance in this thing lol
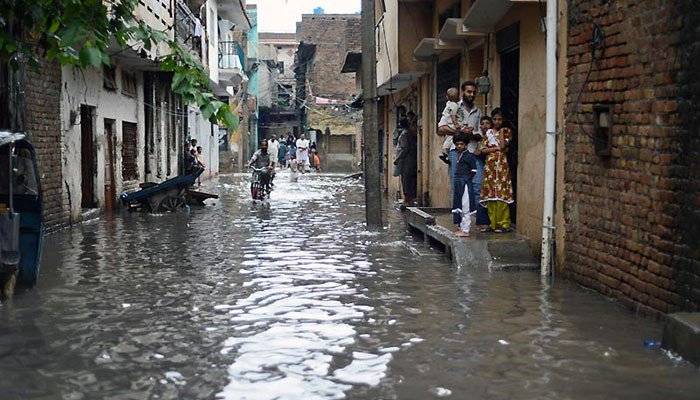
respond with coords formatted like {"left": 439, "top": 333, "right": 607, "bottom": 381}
{"left": 195, "top": 146, "right": 205, "bottom": 168}
{"left": 479, "top": 110, "right": 514, "bottom": 233}
{"left": 393, "top": 117, "right": 418, "bottom": 205}
{"left": 312, "top": 150, "right": 321, "bottom": 172}
{"left": 296, "top": 133, "right": 311, "bottom": 173}
{"left": 451, "top": 132, "right": 477, "bottom": 237}
{"left": 278, "top": 141, "right": 288, "bottom": 167}
{"left": 267, "top": 134, "right": 280, "bottom": 169}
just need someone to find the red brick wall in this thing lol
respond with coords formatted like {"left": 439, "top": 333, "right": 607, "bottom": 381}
{"left": 24, "top": 59, "right": 68, "bottom": 231}
{"left": 297, "top": 14, "right": 360, "bottom": 99}
{"left": 564, "top": 1, "right": 700, "bottom": 314}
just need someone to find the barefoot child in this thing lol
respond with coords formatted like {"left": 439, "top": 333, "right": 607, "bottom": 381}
{"left": 437, "top": 87, "right": 461, "bottom": 166}
{"left": 451, "top": 132, "right": 477, "bottom": 237}
{"left": 479, "top": 111, "right": 514, "bottom": 233}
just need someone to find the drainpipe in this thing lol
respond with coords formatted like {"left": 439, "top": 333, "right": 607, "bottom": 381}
{"left": 541, "top": 0, "right": 557, "bottom": 277}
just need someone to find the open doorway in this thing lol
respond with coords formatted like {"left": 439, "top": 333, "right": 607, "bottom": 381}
{"left": 80, "top": 105, "right": 96, "bottom": 209}
{"left": 497, "top": 23, "right": 519, "bottom": 225}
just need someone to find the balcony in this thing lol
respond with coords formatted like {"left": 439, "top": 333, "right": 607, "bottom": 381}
{"left": 174, "top": 0, "right": 203, "bottom": 59}
{"left": 219, "top": 41, "right": 245, "bottom": 85}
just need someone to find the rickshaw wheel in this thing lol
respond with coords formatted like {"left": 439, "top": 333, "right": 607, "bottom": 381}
{"left": 0, "top": 269, "right": 17, "bottom": 300}
{"left": 160, "top": 195, "right": 185, "bottom": 212}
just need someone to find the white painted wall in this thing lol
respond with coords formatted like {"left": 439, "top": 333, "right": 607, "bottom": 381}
{"left": 206, "top": 0, "right": 219, "bottom": 83}
{"left": 60, "top": 64, "right": 145, "bottom": 220}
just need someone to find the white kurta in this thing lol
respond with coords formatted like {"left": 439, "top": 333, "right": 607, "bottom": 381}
{"left": 296, "top": 138, "right": 310, "bottom": 167}
{"left": 268, "top": 140, "right": 280, "bottom": 166}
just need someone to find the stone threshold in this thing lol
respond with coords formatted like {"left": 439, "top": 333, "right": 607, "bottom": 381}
{"left": 405, "top": 207, "right": 539, "bottom": 271}
{"left": 663, "top": 312, "right": 700, "bottom": 367}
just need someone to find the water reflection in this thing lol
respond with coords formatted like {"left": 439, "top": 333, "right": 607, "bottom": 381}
{"left": 0, "top": 171, "right": 698, "bottom": 400}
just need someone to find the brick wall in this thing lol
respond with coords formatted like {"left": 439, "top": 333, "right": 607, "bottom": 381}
{"left": 24, "top": 59, "right": 68, "bottom": 232}
{"left": 564, "top": 0, "right": 700, "bottom": 314}
{"left": 297, "top": 14, "right": 360, "bottom": 99}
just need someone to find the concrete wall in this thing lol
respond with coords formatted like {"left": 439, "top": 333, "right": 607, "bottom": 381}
{"left": 376, "top": 0, "right": 400, "bottom": 88}
{"left": 206, "top": 0, "right": 219, "bottom": 83}
{"left": 60, "top": 64, "right": 145, "bottom": 220}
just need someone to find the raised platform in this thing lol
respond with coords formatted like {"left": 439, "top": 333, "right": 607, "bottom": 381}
{"left": 405, "top": 207, "right": 539, "bottom": 270}
{"left": 663, "top": 312, "right": 700, "bottom": 366}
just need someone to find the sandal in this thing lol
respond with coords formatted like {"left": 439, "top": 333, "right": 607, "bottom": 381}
{"left": 480, "top": 227, "right": 493, "bottom": 233}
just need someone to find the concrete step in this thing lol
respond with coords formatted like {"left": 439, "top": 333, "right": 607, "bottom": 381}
{"left": 405, "top": 207, "right": 539, "bottom": 271}
{"left": 663, "top": 312, "right": 700, "bottom": 366}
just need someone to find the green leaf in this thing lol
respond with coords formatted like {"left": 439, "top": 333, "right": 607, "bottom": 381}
{"left": 79, "top": 45, "right": 103, "bottom": 67}
{"left": 218, "top": 106, "right": 239, "bottom": 130}
{"left": 48, "top": 19, "right": 60, "bottom": 34}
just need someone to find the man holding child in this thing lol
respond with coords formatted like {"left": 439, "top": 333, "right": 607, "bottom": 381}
{"left": 438, "top": 81, "right": 490, "bottom": 233}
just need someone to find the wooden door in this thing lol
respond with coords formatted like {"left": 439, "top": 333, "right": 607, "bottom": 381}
{"left": 104, "top": 119, "right": 116, "bottom": 211}
{"left": 80, "top": 105, "right": 95, "bottom": 208}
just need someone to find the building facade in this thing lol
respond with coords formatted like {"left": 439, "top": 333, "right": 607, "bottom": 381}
{"left": 371, "top": 0, "right": 700, "bottom": 315}
{"left": 295, "top": 13, "right": 362, "bottom": 172}
{"left": 258, "top": 33, "right": 299, "bottom": 141}
{"left": 1, "top": 0, "right": 250, "bottom": 230}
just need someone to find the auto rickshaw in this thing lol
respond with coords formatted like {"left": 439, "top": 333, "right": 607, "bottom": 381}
{"left": 0, "top": 131, "right": 43, "bottom": 299}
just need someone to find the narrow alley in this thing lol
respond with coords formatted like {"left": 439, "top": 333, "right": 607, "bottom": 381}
{"left": 1, "top": 172, "right": 698, "bottom": 400}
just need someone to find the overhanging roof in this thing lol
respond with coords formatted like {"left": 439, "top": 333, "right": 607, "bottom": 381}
{"left": 439, "top": 18, "right": 488, "bottom": 40}
{"left": 413, "top": 38, "right": 461, "bottom": 62}
{"left": 462, "top": 0, "right": 513, "bottom": 32}
{"left": 219, "top": 0, "right": 252, "bottom": 32}
{"left": 341, "top": 51, "right": 362, "bottom": 73}
{"left": 377, "top": 72, "right": 424, "bottom": 96}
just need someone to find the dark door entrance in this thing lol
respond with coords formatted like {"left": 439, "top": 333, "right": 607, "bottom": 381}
{"left": 104, "top": 119, "right": 116, "bottom": 211}
{"left": 80, "top": 105, "right": 96, "bottom": 209}
{"left": 498, "top": 23, "right": 519, "bottom": 224}
{"left": 436, "top": 56, "right": 460, "bottom": 123}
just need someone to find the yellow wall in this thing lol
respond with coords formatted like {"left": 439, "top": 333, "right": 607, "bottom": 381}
{"left": 483, "top": 5, "right": 547, "bottom": 252}
{"left": 376, "top": 0, "right": 400, "bottom": 88}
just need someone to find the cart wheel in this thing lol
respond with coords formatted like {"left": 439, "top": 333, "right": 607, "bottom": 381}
{"left": 0, "top": 269, "right": 17, "bottom": 300}
{"left": 160, "top": 195, "right": 186, "bottom": 212}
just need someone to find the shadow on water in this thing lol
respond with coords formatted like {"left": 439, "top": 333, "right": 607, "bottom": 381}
{"left": 0, "top": 171, "right": 698, "bottom": 400}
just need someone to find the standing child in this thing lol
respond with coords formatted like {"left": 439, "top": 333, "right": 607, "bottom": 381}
{"left": 312, "top": 150, "right": 321, "bottom": 172}
{"left": 479, "top": 112, "right": 514, "bottom": 233}
{"left": 437, "top": 87, "right": 461, "bottom": 166}
{"left": 451, "top": 132, "right": 477, "bottom": 237}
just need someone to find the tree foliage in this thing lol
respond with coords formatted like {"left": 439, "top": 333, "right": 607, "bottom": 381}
{"left": 0, "top": 0, "right": 238, "bottom": 129}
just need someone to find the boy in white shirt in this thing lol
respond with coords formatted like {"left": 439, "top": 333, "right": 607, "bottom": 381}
{"left": 437, "top": 88, "right": 461, "bottom": 165}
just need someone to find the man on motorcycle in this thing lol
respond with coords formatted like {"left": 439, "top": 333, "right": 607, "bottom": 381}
{"left": 248, "top": 140, "right": 274, "bottom": 190}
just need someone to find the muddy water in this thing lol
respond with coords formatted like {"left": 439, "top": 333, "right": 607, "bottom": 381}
{"left": 0, "top": 172, "right": 698, "bottom": 400}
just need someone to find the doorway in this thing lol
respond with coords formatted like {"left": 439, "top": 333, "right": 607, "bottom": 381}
{"left": 104, "top": 119, "right": 117, "bottom": 211}
{"left": 497, "top": 23, "right": 519, "bottom": 224}
{"left": 80, "top": 105, "right": 96, "bottom": 209}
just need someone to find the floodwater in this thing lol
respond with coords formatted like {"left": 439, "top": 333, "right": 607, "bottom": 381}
{"left": 1, "top": 172, "right": 698, "bottom": 400}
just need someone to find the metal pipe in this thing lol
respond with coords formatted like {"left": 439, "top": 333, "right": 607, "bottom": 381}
{"left": 541, "top": 0, "right": 558, "bottom": 277}
{"left": 8, "top": 143, "right": 14, "bottom": 214}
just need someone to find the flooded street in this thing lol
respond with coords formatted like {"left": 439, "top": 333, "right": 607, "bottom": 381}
{"left": 1, "top": 173, "right": 699, "bottom": 400}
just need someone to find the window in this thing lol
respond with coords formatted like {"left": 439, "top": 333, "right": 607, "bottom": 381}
{"left": 121, "top": 71, "right": 137, "bottom": 97}
{"left": 103, "top": 66, "right": 117, "bottom": 91}
{"left": 122, "top": 122, "right": 138, "bottom": 181}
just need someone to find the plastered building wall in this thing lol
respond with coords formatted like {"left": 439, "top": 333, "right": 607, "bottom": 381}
{"left": 60, "top": 64, "right": 145, "bottom": 220}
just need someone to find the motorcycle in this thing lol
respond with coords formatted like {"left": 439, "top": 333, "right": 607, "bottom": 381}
{"left": 249, "top": 166, "right": 273, "bottom": 200}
